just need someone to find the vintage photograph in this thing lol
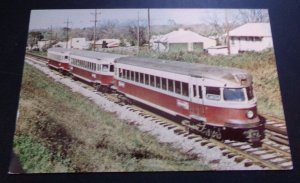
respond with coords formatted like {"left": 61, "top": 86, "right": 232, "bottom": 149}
{"left": 10, "top": 8, "right": 292, "bottom": 173}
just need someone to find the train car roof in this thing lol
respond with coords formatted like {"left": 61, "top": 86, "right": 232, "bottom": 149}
{"left": 69, "top": 50, "right": 125, "bottom": 60}
{"left": 115, "top": 56, "right": 252, "bottom": 87}
{"left": 48, "top": 48, "right": 73, "bottom": 53}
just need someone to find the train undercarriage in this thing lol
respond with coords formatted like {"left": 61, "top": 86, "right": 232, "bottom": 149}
{"left": 116, "top": 93, "right": 265, "bottom": 147}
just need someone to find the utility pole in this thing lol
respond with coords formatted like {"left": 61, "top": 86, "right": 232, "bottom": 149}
{"left": 225, "top": 10, "right": 231, "bottom": 55}
{"left": 137, "top": 11, "right": 140, "bottom": 55}
{"left": 49, "top": 25, "right": 53, "bottom": 46}
{"left": 147, "top": 9, "right": 151, "bottom": 50}
{"left": 91, "top": 9, "right": 101, "bottom": 51}
{"left": 64, "top": 18, "right": 71, "bottom": 49}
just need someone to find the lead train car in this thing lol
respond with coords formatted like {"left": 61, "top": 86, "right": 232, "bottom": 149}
{"left": 69, "top": 50, "right": 125, "bottom": 92}
{"left": 114, "top": 57, "right": 265, "bottom": 145}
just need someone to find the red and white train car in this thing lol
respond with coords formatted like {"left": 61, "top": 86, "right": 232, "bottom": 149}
{"left": 114, "top": 57, "right": 265, "bottom": 144}
{"left": 47, "top": 48, "right": 72, "bottom": 74}
{"left": 69, "top": 50, "right": 125, "bottom": 91}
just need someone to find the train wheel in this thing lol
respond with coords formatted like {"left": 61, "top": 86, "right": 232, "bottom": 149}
{"left": 101, "top": 86, "right": 110, "bottom": 93}
{"left": 181, "top": 120, "right": 191, "bottom": 134}
{"left": 72, "top": 75, "right": 77, "bottom": 81}
{"left": 94, "top": 83, "right": 100, "bottom": 91}
{"left": 251, "top": 141, "right": 262, "bottom": 148}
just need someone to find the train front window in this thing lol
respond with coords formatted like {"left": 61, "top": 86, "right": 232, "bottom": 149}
{"left": 246, "top": 86, "right": 254, "bottom": 100}
{"left": 223, "top": 88, "right": 245, "bottom": 102}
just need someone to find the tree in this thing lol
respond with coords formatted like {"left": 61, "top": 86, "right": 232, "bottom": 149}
{"left": 99, "top": 20, "right": 119, "bottom": 39}
{"left": 27, "top": 31, "right": 44, "bottom": 47}
{"left": 238, "top": 9, "right": 270, "bottom": 23}
{"left": 127, "top": 20, "right": 147, "bottom": 46}
{"left": 129, "top": 25, "right": 147, "bottom": 46}
{"left": 206, "top": 10, "right": 241, "bottom": 54}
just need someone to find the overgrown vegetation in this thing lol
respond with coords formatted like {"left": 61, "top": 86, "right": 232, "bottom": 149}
{"left": 14, "top": 64, "right": 210, "bottom": 173}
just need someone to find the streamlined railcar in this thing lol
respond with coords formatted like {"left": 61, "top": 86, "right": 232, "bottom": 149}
{"left": 46, "top": 48, "right": 265, "bottom": 145}
{"left": 114, "top": 57, "right": 265, "bottom": 145}
{"left": 47, "top": 48, "right": 72, "bottom": 74}
{"left": 69, "top": 50, "right": 125, "bottom": 92}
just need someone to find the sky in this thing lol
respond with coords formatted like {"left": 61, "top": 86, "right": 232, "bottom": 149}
{"left": 28, "top": 9, "right": 260, "bottom": 30}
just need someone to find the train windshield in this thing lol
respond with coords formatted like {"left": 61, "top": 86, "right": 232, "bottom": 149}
{"left": 223, "top": 88, "right": 245, "bottom": 101}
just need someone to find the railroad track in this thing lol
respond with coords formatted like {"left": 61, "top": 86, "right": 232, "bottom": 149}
{"left": 98, "top": 92, "right": 293, "bottom": 170}
{"left": 25, "top": 53, "right": 293, "bottom": 170}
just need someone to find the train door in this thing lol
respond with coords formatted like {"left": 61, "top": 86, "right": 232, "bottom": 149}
{"left": 189, "top": 77, "right": 205, "bottom": 118}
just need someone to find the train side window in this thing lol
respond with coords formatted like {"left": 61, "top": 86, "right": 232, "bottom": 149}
{"left": 182, "top": 82, "right": 189, "bottom": 97}
{"left": 168, "top": 79, "right": 174, "bottom": 92}
{"left": 198, "top": 86, "right": 202, "bottom": 98}
{"left": 150, "top": 75, "right": 155, "bottom": 87}
{"left": 110, "top": 65, "right": 114, "bottom": 72}
{"left": 206, "top": 87, "right": 220, "bottom": 100}
{"left": 156, "top": 77, "right": 161, "bottom": 88}
{"left": 193, "top": 85, "right": 197, "bottom": 97}
{"left": 130, "top": 71, "right": 134, "bottom": 81}
{"left": 175, "top": 81, "right": 181, "bottom": 95}
{"left": 119, "top": 68, "right": 122, "bottom": 77}
{"left": 121, "top": 69, "right": 125, "bottom": 78}
{"left": 140, "top": 73, "right": 144, "bottom": 84}
{"left": 135, "top": 72, "right": 139, "bottom": 82}
{"left": 102, "top": 64, "right": 109, "bottom": 72}
{"left": 162, "top": 78, "right": 167, "bottom": 90}
{"left": 126, "top": 70, "right": 130, "bottom": 80}
{"left": 145, "top": 74, "right": 149, "bottom": 85}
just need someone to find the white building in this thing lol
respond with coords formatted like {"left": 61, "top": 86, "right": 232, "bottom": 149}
{"left": 53, "top": 38, "right": 90, "bottom": 50}
{"left": 37, "top": 40, "right": 52, "bottom": 51}
{"left": 68, "top": 38, "right": 90, "bottom": 49}
{"left": 150, "top": 28, "right": 216, "bottom": 52}
{"left": 228, "top": 23, "right": 273, "bottom": 54}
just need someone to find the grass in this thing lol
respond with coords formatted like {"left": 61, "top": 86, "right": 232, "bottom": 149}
{"left": 14, "top": 63, "right": 211, "bottom": 173}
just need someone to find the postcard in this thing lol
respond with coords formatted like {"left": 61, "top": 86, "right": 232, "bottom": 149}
{"left": 10, "top": 8, "right": 292, "bottom": 173}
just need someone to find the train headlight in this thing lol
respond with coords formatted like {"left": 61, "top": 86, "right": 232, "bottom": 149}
{"left": 246, "top": 110, "right": 254, "bottom": 119}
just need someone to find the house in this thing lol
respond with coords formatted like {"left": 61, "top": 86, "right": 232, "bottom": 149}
{"left": 37, "top": 40, "right": 52, "bottom": 51}
{"left": 150, "top": 28, "right": 216, "bottom": 53}
{"left": 228, "top": 23, "right": 273, "bottom": 54}
{"left": 68, "top": 38, "right": 90, "bottom": 50}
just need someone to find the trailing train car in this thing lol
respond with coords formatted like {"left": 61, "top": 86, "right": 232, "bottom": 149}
{"left": 69, "top": 50, "right": 125, "bottom": 92}
{"left": 47, "top": 48, "right": 72, "bottom": 74}
{"left": 114, "top": 57, "right": 265, "bottom": 145}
